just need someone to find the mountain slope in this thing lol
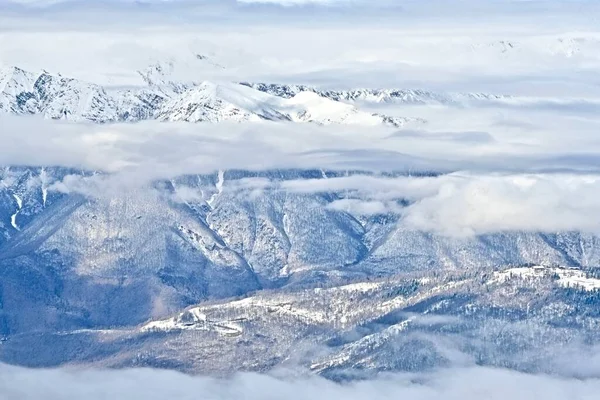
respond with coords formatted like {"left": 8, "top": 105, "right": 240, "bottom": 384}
{"left": 0, "top": 167, "right": 599, "bottom": 345}
{"left": 156, "top": 81, "right": 406, "bottom": 126}
{"left": 2, "top": 260, "right": 599, "bottom": 376}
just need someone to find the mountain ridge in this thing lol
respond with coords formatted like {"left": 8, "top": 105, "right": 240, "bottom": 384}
{"left": 0, "top": 65, "right": 417, "bottom": 126}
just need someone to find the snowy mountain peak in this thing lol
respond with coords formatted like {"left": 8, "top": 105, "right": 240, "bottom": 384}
{"left": 0, "top": 66, "right": 34, "bottom": 91}
{"left": 156, "top": 81, "right": 271, "bottom": 123}
{"left": 0, "top": 65, "right": 38, "bottom": 113}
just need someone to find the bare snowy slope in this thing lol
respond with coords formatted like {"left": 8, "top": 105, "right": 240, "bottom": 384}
{"left": 157, "top": 81, "right": 407, "bottom": 126}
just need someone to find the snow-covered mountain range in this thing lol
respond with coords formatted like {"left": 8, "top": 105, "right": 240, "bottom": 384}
{"left": 0, "top": 65, "right": 419, "bottom": 126}
{"left": 7, "top": 63, "right": 594, "bottom": 131}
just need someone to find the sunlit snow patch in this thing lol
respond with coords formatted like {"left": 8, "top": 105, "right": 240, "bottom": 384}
{"left": 490, "top": 265, "right": 600, "bottom": 291}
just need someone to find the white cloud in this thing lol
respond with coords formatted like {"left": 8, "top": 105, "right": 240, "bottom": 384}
{"left": 327, "top": 198, "right": 399, "bottom": 215}
{"left": 246, "top": 173, "right": 600, "bottom": 235}
{"left": 401, "top": 173, "right": 600, "bottom": 236}
{"left": 0, "top": 363, "right": 598, "bottom": 400}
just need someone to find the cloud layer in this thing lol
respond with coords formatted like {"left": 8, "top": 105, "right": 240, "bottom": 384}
{"left": 207, "top": 173, "right": 600, "bottom": 236}
{"left": 0, "top": 363, "right": 598, "bottom": 400}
